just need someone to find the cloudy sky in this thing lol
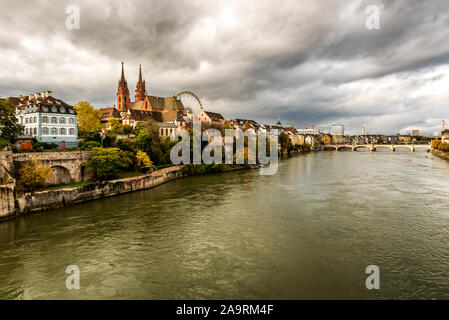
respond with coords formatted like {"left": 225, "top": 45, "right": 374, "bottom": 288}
{"left": 0, "top": 0, "right": 448, "bottom": 135}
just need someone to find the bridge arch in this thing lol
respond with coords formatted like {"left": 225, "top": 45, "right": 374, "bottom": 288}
{"left": 354, "top": 145, "right": 370, "bottom": 151}
{"left": 49, "top": 165, "right": 72, "bottom": 185}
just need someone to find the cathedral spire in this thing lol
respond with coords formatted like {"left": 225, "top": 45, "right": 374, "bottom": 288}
{"left": 135, "top": 64, "right": 146, "bottom": 102}
{"left": 117, "top": 62, "right": 130, "bottom": 111}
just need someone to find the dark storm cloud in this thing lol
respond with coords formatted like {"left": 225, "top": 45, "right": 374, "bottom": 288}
{"left": 1, "top": 0, "right": 449, "bottom": 134}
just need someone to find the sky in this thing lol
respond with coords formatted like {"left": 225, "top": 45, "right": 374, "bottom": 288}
{"left": 0, "top": 0, "right": 448, "bottom": 135}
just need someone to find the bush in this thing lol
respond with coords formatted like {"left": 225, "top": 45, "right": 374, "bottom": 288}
{"left": 80, "top": 141, "right": 101, "bottom": 150}
{"left": 136, "top": 150, "right": 152, "bottom": 168}
{"left": 117, "top": 139, "right": 136, "bottom": 152}
{"left": 87, "top": 148, "right": 132, "bottom": 180}
{"left": 17, "top": 158, "right": 52, "bottom": 191}
{"left": 18, "top": 143, "right": 33, "bottom": 151}
{"left": 0, "top": 138, "right": 9, "bottom": 149}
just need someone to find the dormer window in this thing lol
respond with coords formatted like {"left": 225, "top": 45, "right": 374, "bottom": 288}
{"left": 69, "top": 110, "right": 75, "bottom": 114}
{"left": 43, "top": 107, "right": 49, "bottom": 112}
{"left": 52, "top": 106, "right": 57, "bottom": 112}
{"left": 60, "top": 107, "right": 66, "bottom": 113}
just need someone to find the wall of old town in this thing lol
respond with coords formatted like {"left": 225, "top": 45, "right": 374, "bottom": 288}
{"left": 15, "top": 165, "right": 185, "bottom": 214}
{"left": 0, "top": 184, "right": 16, "bottom": 218}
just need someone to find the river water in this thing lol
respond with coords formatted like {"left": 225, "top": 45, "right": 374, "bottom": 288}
{"left": 0, "top": 151, "right": 448, "bottom": 299}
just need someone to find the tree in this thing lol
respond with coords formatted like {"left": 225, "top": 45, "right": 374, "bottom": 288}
{"left": 136, "top": 150, "right": 152, "bottom": 167}
{"left": 17, "top": 158, "right": 52, "bottom": 191}
{"left": 86, "top": 148, "right": 132, "bottom": 180}
{"left": 74, "top": 101, "right": 101, "bottom": 137}
{"left": 135, "top": 120, "right": 164, "bottom": 164}
{"left": 0, "top": 99, "right": 23, "bottom": 144}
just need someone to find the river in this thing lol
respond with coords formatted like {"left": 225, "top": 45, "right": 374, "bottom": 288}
{"left": 0, "top": 151, "right": 448, "bottom": 299}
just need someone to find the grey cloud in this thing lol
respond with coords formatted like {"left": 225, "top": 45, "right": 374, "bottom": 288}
{"left": 1, "top": 0, "right": 449, "bottom": 135}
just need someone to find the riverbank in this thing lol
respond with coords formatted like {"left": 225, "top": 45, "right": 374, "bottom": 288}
{"left": 431, "top": 149, "right": 449, "bottom": 160}
{"left": 0, "top": 163, "right": 258, "bottom": 221}
{"left": 0, "top": 166, "right": 184, "bottom": 220}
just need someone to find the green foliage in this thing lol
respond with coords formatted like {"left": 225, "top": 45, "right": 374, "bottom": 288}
{"left": 84, "top": 131, "right": 102, "bottom": 143}
{"left": 136, "top": 150, "right": 152, "bottom": 167}
{"left": 32, "top": 141, "right": 58, "bottom": 152}
{"left": 80, "top": 141, "right": 101, "bottom": 150}
{"left": 0, "top": 99, "right": 23, "bottom": 144}
{"left": 117, "top": 139, "right": 136, "bottom": 152}
{"left": 0, "top": 138, "right": 9, "bottom": 149}
{"left": 135, "top": 121, "right": 165, "bottom": 165}
{"left": 182, "top": 163, "right": 227, "bottom": 175}
{"left": 74, "top": 101, "right": 101, "bottom": 137}
{"left": 87, "top": 148, "right": 133, "bottom": 180}
{"left": 17, "top": 158, "right": 52, "bottom": 191}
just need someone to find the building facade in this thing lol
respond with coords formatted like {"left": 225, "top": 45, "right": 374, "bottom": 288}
{"left": 11, "top": 91, "right": 78, "bottom": 148}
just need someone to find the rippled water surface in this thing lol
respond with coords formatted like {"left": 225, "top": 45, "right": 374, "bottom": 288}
{"left": 1, "top": 152, "right": 448, "bottom": 299}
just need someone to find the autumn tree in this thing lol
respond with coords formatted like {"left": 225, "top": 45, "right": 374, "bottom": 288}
{"left": 74, "top": 101, "right": 101, "bottom": 137}
{"left": 0, "top": 99, "right": 24, "bottom": 144}
{"left": 17, "top": 158, "right": 52, "bottom": 191}
{"left": 136, "top": 150, "right": 153, "bottom": 168}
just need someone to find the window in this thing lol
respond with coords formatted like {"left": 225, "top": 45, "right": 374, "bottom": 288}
{"left": 60, "top": 117, "right": 66, "bottom": 124}
{"left": 51, "top": 128, "right": 57, "bottom": 135}
{"left": 43, "top": 116, "right": 48, "bottom": 123}
{"left": 69, "top": 128, "right": 75, "bottom": 135}
{"left": 43, "top": 127, "right": 48, "bottom": 135}
{"left": 60, "top": 107, "right": 66, "bottom": 113}
{"left": 60, "top": 128, "right": 66, "bottom": 135}
{"left": 25, "top": 118, "right": 29, "bottom": 124}
{"left": 34, "top": 116, "right": 37, "bottom": 123}
{"left": 52, "top": 106, "right": 57, "bottom": 112}
{"left": 69, "top": 118, "right": 75, "bottom": 124}
{"left": 25, "top": 128, "right": 28, "bottom": 135}
{"left": 33, "top": 128, "right": 37, "bottom": 135}
{"left": 51, "top": 117, "right": 57, "bottom": 124}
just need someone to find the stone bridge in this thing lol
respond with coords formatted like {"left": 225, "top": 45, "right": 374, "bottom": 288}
{"left": 13, "top": 151, "right": 92, "bottom": 185}
{"left": 323, "top": 144, "right": 431, "bottom": 152}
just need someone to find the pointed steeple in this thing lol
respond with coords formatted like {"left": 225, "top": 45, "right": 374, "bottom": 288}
{"left": 117, "top": 62, "right": 130, "bottom": 111}
{"left": 135, "top": 64, "right": 146, "bottom": 102}
{"left": 121, "top": 62, "right": 125, "bottom": 82}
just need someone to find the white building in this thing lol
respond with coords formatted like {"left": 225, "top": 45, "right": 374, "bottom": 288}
{"left": 14, "top": 91, "right": 78, "bottom": 148}
{"left": 331, "top": 124, "right": 344, "bottom": 136}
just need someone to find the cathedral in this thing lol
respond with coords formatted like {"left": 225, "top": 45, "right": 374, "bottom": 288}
{"left": 116, "top": 62, "right": 185, "bottom": 114}
{"left": 99, "top": 63, "right": 186, "bottom": 138}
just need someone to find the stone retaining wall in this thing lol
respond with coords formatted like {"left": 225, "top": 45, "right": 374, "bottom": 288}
{"left": 15, "top": 165, "right": 185, "bottom": 214}
{"left": 0, "top": 184, "right": 15, "bottom": 218}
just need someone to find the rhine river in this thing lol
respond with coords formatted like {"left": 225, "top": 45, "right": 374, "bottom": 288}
{"left": 0, "top": 151, "right": 448, "bottom": 299}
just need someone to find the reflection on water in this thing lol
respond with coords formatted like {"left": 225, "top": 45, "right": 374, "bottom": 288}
{"left": 0, "top": 152, "right": 448, "bottom": 299}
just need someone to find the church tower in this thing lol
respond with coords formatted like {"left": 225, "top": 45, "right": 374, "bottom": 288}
{"left": 117, "top": 62, "right": 130, "bottom": 111}
{"left": 135, "top": 64, "right": 146, "bottom": 102}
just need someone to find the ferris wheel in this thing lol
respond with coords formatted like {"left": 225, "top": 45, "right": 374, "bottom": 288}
{"left": 175, "top": 91, "right": 203, "bottom": 116}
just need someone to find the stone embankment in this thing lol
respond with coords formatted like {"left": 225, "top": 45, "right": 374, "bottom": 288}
{"left": 1, "top": 165, "right": 185, "bottom": 219}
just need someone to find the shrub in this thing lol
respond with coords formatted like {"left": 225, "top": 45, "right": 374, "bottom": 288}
{"left": 117, "top": 139, "right": 136, "bottom": 152}
{"left": 87, "top": 148, "right": 132, "bottom": 180}
{"left": 17, "top": 158, "right": 52, "bottom": 191}
{"left": 18, "top": 143, "right": 33, "bottom": 151}
{"left": 136, "top": 150, "right": 152, "bottom": 168}
{"left": 80, "top": 141, "right": 101, "bottom": 150}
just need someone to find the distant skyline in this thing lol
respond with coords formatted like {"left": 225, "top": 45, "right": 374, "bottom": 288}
{"left": 1, "top": 0, "right": 449, "bottom": 135}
